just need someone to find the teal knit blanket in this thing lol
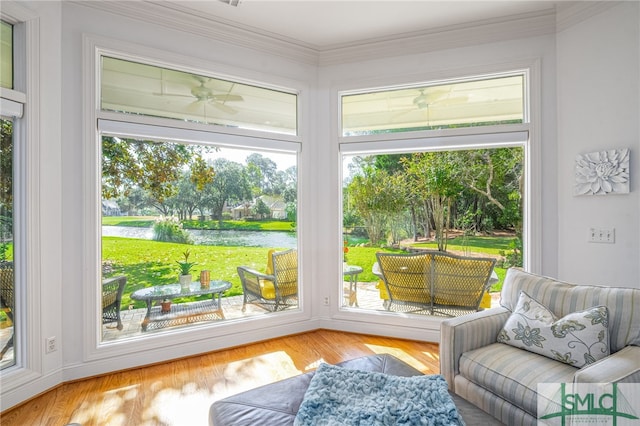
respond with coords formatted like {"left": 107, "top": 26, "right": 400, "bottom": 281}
{"left": 294, "top": 363, "right": 465, "bottom": 426}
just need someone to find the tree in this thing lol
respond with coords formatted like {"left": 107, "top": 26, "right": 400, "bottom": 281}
{"left": 451, "top": 147, "right": 523, "bottom": 231}
{"left": 0, "top": 119, "right": 13, "bottom": 261}
{"left": 116, "top": 187, "right": 149, "bottom": 216}
{"left": 246, "top": 153, "right": 278, "bottom": 195}
{"left": 0, "top": 120, "right": 12, "bottom": 209}
{"left": 348, "top": 163, "right": 405, "bottom": 245}
{"left": 402, "top": 152, "right": 462, "bottom": 251}
{"left": 253, "top": 197, "right": 271, "bottom": 219}
{"left": 169, "top": 173, "right": 200, "bottom": 220}
{"left": 101, "top": 137, "right": 217, "bottom": 216}
{"left": 203, "top": 159, "right": 252, "bottom": 220}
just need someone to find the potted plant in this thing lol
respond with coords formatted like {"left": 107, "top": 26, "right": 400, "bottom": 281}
{"left": 177, "top": 249, "right": 197, "bottom": 292}
{"left": 343, "top": 240, "right": 349, "bottom": 270}
{"left": 160, "top": 298, "right": 172, "bottom": 313}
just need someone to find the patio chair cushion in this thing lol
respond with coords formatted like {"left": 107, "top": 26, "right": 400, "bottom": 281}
{"left": 259, "top": 249, "right": 297, "bottom": 300}
{"left": 260, "top": 249, "right": 277, "bottom": 299}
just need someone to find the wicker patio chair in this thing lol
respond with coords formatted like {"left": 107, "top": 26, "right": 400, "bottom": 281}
{"left": 430, "top": 251, "right": 496, "bottom": 316}
{"left": 376, "top": 251, "right": 496, "bottom": 316}
{"left": 375, "top": 252, "right": 435, "bottom": 313}
{"left": 102, "top": 275, "right": 126, "bottom": 331}
{"left": 237, "top": 248, "right": 298, "bottom": 312}
{"left": 0, "top": 261, "right": 14, "bottom": 360}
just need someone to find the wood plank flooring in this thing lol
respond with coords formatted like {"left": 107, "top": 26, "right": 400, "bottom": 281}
{"left": 0, "top": 330, "right": 440, "bottom": 426}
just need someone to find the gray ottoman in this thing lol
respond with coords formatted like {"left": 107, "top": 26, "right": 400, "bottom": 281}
{"left": 209, "top": 354, "right": 503, "bottom": 425}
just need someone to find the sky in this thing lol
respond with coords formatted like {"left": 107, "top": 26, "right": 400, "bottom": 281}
{"left": 206, "top": 146, "right": 297, "bottom": 171}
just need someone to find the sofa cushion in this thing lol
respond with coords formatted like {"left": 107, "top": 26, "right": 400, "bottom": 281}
{"left": 500, "top": 268, "right": 640, "bottom": 352}
{"left": 497, "top": 291, "right": 610, "bottom": 368}
{"left": 459, "top": 343, "right": 577, "bottom": 417}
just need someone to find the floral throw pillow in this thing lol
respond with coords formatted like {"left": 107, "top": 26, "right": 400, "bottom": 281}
{"left": 497, "top": 291, "right": 610, "bottom": 368}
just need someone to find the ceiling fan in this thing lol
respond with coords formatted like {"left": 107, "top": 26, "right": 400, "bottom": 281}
{"left": 412, "top": 88, "right": 467, "bottom": 109}
{"left": 389, "top": 87, "right": 469, "bottom": 125}
{"left": 155, "top": 75, "right": 244, "bottom": 115}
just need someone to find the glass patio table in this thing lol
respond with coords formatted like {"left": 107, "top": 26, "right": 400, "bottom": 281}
{"left": 131, "top": 280, "right": 231, "bottom": 331}
{"left": 343, "top": 265, "right": 363, "bottom": 307}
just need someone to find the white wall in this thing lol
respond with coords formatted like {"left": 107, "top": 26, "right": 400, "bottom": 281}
{"left": 0, "top": 0, "right": 64, "bottom": 412}
{"left": 58, "top": 1, "right": 320, "bottom": 375}
{"left": 556, "top": 2, "right": 640, "bottom": 288}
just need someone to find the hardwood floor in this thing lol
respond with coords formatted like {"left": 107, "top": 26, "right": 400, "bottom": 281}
{"left": 1, "top": 330, "right": 440, "bottom": 426}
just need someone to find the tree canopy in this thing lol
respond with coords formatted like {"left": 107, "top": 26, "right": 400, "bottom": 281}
{"left": 345, "top": 147, "right": 523, "bottom": 249}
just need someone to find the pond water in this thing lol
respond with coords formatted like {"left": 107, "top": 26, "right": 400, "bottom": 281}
{"left": 102, "top": 226, "right": 297, "bottom": 248}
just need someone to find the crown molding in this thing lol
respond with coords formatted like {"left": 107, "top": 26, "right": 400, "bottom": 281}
{"left": 72, "top": 1, "right": 559, "bottom": 67}
{"left": 318, "top": 9, "right": 557, "bottom": 66}
{"left": 70, "top": 0, "right": 320, "bottom": 65}
{"left": 555, "top": 1, "right": 621, "bottom": 32}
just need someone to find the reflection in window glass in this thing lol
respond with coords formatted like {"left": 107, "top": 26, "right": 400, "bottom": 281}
{"left": 341, "top": 147, "right": 523, "bottom": 315}
{"left": 101, "top": 57, "right": 298, "bottom": 136}
{"left": 0, "top": 21, "right": 13, "bottom": 89}
{"left": 341, "top": 74, "right": 524, "bottom": 136}
{"left": 0, "top": 118, "right": 15, "bottom": 369}
{"left": 100, "top": 136, "right": 298, "bottom": 341}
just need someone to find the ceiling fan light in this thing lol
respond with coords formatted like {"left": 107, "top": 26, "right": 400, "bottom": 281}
{"left": 415, "top": 100, "right": 428, "bottom": 109}
{"left": 413, "top": 90, "right": 429, "bottom": 109}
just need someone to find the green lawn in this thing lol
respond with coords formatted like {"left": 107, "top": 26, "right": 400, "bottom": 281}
{"left": 102, "top": 224, "right": 514, "bottom": 309}
{"left": 102, "top": 215, "right": 295, "bottom": 232}
{"left": 410, "top": 235, "right": 515, "bottom": 256}
{"left": 102, "top": 237, "right": 286, "bottom": 308}
{"left": 102, "top": 216, "right": 156, "bottom": 227}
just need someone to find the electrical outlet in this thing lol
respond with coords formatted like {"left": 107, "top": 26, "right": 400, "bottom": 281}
{"left": 45, "top": 336, "right": 57, "bottom": 354}
{"left": 323, "top": 296, "right": 330, "bottom": 306}
{"left": 588, "top": 227, "right": 615, "bottom": 244}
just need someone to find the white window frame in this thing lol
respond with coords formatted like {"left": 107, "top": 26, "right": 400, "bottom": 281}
{"left": 0, "top": 4, "right": 46, "bottom": 398}
{"left": 82, "top": 35, "right": 310, "bottom": 363}
{"left": 330, "top": 64, "right": 541, "bottom": 334}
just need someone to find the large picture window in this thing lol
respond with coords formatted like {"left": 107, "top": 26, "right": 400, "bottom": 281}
{"left": 339, "top": 71, "right": 529, "bottom": 318}
{"left": 0, "top": 118, "right": 15, "bottom": 369}
{"left": 340, "top": 146, "right": 524, "bottom": 314}
{"left": 1, "top": 19, "right": 19, "bottom": 371}
{"left": 98, "top": 54, "right": 300, "bottom": 343}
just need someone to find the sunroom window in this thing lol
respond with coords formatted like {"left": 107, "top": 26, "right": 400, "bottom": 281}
{"left": 1, "top": 19, "right": 21, "bottom": 371}
{"left": 341, "top": 74, "right": 524, "bottom": 136}
{"left": 99, "top": 55, "right": 300, "bottom": 343}
{"left": 0, "top": 21, "right": 12, "bottom": 89}
{"left": 0, "top": 117, "right": 16, "bottom": 369}
{"left": 101, "top": 57, "right": 298, "bottom": 136}
{"left": 339, "top": 71, "right": 529, "bottom": 317}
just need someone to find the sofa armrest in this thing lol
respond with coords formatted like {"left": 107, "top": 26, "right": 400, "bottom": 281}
{"left": 439, "top": 307, "right": 511, "bottom": 392}
{"left": 574, "top": 346, "right": 640, "bottom": 383}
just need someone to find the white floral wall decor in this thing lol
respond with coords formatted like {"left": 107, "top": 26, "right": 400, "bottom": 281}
{"left": 575, "top": 148, "right": 630, "bottom": 195}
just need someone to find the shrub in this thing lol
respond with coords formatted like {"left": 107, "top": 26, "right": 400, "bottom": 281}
{"left": 499, "top": 234, "right": 523, "bottom": 268}
{"left": 153, "top": 216, "right": 193, "bottom": 244}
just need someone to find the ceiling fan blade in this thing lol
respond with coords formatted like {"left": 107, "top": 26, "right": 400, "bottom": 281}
{"left": 210, "top": 101, "right": 238, "bottom": 115}
{"left": 152, "top": 92, "right": 194, "bottom": 99}
{"left": 186, "top": 100, "right": 205, "bottom": 113}
{"left": 211, "top": 94, "right": 244, "bottom": 102}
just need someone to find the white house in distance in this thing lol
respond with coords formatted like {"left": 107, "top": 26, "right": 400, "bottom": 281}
{"left": 232, "top": 195, "right": 287, "bottom": 220}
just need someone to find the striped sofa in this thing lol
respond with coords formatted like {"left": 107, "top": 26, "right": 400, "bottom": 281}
{"left": 440, "top": 268, "right": 640, "bottom": 426}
